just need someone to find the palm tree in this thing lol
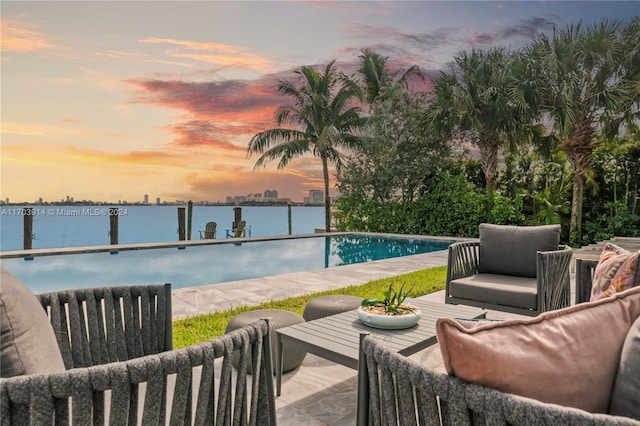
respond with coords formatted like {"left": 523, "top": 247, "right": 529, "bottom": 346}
{"left": 426, "top": 48, "right": 532, "bottom": 195}
{"left": 357, "top": 49, "right": 421, "bottom": 106}
{"left": 247, "top": 61, "right": 364, "bottom": 231}
{"left": 528, "top": 19, "right": 634, "bottom": 246}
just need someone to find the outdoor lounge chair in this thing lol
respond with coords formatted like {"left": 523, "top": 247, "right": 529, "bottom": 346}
{"left": 445, "top": 224, "right": 573, "bottom": 316}
{"left": 225, "top": 220, "right": 247, "bottom": 239}
{"left": 199, "top": 221, "right": 217, "bottom": 239}
{"left": 0, "top": 270, "right": 276, "bottom": 425}
{"left": 235, "top": 220, "right": 247, "bottom": 238}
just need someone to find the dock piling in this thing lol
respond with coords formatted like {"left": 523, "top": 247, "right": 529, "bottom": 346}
{"left": 178, "top": 207, "right": 186, "bottom": 241}
{"left": 233, "top": 207, "right": 242, "bottom": 232}
{"left": 110, "top": 208, "right": 119, "bottom": 245}
{"left": 23, "top": 208, "right": 33, "bottom": 250}
{"left": 187, "top": 200, "right": 193, "bottom": 240}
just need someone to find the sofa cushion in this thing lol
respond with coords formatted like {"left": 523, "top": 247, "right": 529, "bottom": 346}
{"left": 590, "top": 243, "right": 639, "bottom": 302}
{"left": 478, "top": 224, "right": 560, "bottom": 278}
{"left": 609, "top": 315, "right": 640, "bottom": 420}
{"left": 436, "top": 286, "right": 640, "bottom": 413}
{"left": 0, "top": 269, "right": 66, "bottom": 377}
{"left": 448, "top": 273, "right": 537, "bottom": 310}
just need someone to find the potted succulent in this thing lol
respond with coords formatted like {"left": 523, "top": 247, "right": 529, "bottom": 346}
{"left": 357, "top": 283, "right": 422, "bottom": 329}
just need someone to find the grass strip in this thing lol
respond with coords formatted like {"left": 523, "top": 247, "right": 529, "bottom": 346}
{"left": 173, "top": 266, "right": 447, "bottom": 348}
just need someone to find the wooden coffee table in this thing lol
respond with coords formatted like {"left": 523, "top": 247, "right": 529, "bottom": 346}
{"left": 275, "top": 298, "right": 484, "bottom": 396}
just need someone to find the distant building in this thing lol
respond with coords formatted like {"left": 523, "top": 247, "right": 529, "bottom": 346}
{"left": 225, "top": 189, "right": 289, "bottom": 205}
{"left": 247, "top": 193, "right": 263, "bottom": 202}
{"left": 156, "top": 197, "right": 161, "bottom": 205}
{"left": 144, "top": 194, "right": 149, "bottom": 204}
{"left": 305, "top": 190, "right": 323, "bottom": 205}
{"left": 264, "top": 189, "right": 278, "bottom": 200}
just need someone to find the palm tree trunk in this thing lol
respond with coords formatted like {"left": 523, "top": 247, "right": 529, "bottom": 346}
{"left": 477, "top": 131, "right": 499, "bottom": 194}
{"left": 570, "top": 173, "right": 584, "bottom": 247}
{"left": 321, "top": 155, "right": 331, "bottom": 232}
{"left": 477, "top": 131, "right": 499, "bottom": 214}
{"left": 563, "top": 116, "right": 595, "bottom": 247}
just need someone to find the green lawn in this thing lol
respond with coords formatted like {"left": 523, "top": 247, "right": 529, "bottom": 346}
{"left": 173, "top": 266, "right": 447, "bottom": 348}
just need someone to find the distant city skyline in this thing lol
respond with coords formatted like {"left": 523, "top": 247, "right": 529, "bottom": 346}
{"left": 1, "top": 1, "right": 635, "bottom": 203}
{"left": 1, "top": 187, "right": 324, "bottom": 205}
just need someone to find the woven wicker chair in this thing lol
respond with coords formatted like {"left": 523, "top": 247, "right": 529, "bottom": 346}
{"left": 356, "top": 334, "right": 638, "bottom": 426}
{"left": 576, "top": 258, "right": 601, "bottom": 305}
{"left": 445, "top": 224, "right": 573, "bottom": 316}
{"left": 0, "top": 283, "right": 276, "bottom": 425}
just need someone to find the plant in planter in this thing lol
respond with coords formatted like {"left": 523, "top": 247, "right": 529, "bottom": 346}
{"left": 357, "top": 283, "right": 422, "bottom": 329}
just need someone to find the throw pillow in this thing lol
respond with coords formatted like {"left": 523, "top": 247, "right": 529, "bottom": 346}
{"left": 590, "top": 243, "right": 639, "bottom": 302}
{"left": 436, "top": 286, "right": 640, "bottom": 413}
{"left": 609, "top": 315, "right": 640, "bottom": 420}
{"left": 478, "top": 223, "right": 560, "bottom": 278}
{"left": 0, "top": 269, "right": 66, "bottom": 377}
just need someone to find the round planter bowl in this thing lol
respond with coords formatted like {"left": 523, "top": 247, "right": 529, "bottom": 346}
{"left": 357, "top": 306, "right": 422, "bottom": 330}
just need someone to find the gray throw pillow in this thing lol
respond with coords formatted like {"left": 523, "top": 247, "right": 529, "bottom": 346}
{"left": 478, "top": 224, "right": 560, "bottom": 278}
{"left": 609, "top": 315, "right": 640, "bottom": 420}
{"left": 0, "top": 269, "right": 66, "bottom": 377}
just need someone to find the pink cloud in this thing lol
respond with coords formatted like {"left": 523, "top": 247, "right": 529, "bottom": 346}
{"left": 127, "top": 73, "right": 293, "bottom": 149}
{"left": 0, "top": 20, "right": 54, "bottom": 52}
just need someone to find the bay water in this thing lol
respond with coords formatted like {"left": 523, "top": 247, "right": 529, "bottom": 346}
{"left": 0, "top": 205, "right": 325, "bottom": 251}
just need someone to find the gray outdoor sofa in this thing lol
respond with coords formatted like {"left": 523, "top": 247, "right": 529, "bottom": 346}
{"left": 0, "top": 270, "right": 276, "bottom": 425}
{"left": 357, "top": 286, "right": 640, "bottom": 425}
{"left": 357, "top": 333, "right": 639, "bottom": 426}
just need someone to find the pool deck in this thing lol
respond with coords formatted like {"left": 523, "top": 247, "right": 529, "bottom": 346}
{"left": 170, "top": 249, "right": 564, "bottom": 425}
{"left": 171, "top": 248, "right": 451, "bottom": 319}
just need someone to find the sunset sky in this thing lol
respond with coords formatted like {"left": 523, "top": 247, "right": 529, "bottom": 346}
{"left": 1, "top": 1, "right": 637, "bottom": 204}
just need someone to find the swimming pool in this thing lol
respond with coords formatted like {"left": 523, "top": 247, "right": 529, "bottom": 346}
{"left": 1, "top": 234, "right": 452, "bottom": 293}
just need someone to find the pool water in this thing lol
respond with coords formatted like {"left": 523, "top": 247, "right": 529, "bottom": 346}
{"left": 1, "top": 234, "right": 452, "bottom": 293}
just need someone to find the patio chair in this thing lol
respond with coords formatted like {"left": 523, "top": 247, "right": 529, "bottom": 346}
{"left": 199, "top": 221, "right": 217, "bottom": 239}
{"left": 0, "top": 270, "right": 276, "bottom": 425}
{"left": 445, "top": 224, "right": 573, "bottom": 316}
{"left": 225, "top": 220, "right": 247, "bottom": 239}
{"left": 235, "top": 220, "right": 247, "bottom": 238}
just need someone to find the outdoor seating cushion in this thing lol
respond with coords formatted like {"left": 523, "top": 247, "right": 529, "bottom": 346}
{"left": 590, "top": 243, "right": 639, "bottom": 302}
{"left": 478, "top": 223, "right": 560, "bottom": 278}
{"left": 609, "top": 315, "right": 640, "bottom": 420}
{"left": 447, "top": 273, "right": 537, "bottom": 310}
{"left": 436, "top": 286, "right": 640, "bottom": 414}
{"left": 0, "top": 269, "right": 66, "bottom": 377}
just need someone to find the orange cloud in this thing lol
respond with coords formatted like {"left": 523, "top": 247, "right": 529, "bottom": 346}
{"left": 0, "top": 20, "right": 54, "bottom": 52}
{"left": 1, "top": 121, "right": 127, "bottom": 140}
{"left": 140, "top": 37, "right": 275, "bottom": 73}
{"left": 166, "top": 121, "right": 251, "bottom": 150}
{"left": 2, "top": 142, "right": 178, "bottom": 168}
